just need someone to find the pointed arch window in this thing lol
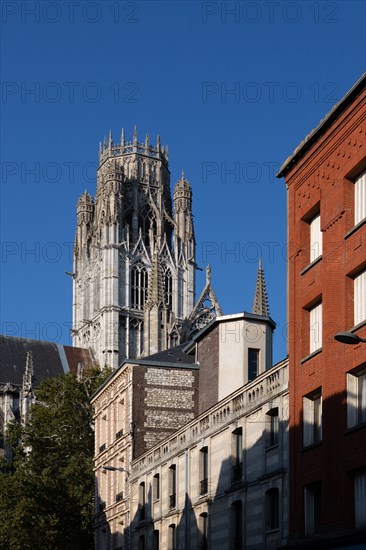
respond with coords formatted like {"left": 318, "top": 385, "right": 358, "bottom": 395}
{"left": 131, "top": 264, "right": 148, "bottom": 310}
{"left": 163, "top": 267, "right": 173, "bottom": 310}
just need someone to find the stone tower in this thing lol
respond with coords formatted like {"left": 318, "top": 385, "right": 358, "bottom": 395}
{"left": 72, "top": 129, "right": 198, "bottom": 368}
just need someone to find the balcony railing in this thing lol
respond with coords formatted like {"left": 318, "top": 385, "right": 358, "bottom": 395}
{"left": 115, "top": 492, "right": 124, "bottom": 502}
{"left": 232, "top": 462, "right": 242, "bottom": 482}
{"left": 169, "top": 494, "right": 176, "bottom": 509}
{"left": 116, "top": 429, "right": 123, "bottom": 440}
{"left": 200, "top": 478, "right": 208, "bottom": 495}
{"left": 99, "top": 443, "right": 106, "bottom": 453}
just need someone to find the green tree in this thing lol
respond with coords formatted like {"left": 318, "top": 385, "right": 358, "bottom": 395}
{"left": 0, "top": 367, "right": 112, "bottom": 550}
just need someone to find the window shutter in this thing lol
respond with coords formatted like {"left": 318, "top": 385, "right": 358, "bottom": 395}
{"left": 310, "top": 303, "right": 322, "bottom": 353}
{"left": 355, "top": 472, "right": 366, "bottom": 527}
{"left": 355, "top": 171, "right": 366, "bottom": 225}
{"left": 347, "top": 373, "right": 357, "bottom": 429}
{"left": 354, "top": 270, "right": 366, "bottom": 326}
{"left": 303, "top": 397, "right": 312, "bottom": 446}
{"left": 310, "top": 214, "right": 322, "bottom": 262}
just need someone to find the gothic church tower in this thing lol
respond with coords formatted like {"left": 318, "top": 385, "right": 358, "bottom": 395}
{"left": 72, "top": 129, "right": 196, "bottom": 368}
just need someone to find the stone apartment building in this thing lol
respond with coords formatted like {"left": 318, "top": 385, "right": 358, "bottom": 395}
{"left": 129, "top": 355, "right": 289, "bottom": 550}
{"left": 91, "top": 265, "right": 289, "bottom": 549}
{"left": 277, "top": 73, "right": 366, "bottom": 547}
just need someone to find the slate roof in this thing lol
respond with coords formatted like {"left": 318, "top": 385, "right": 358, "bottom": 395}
{"left": 138, "top": 344, "right": 196, "bottom": 366}
{"left": 0, "top": 335, "right": 95, "bottom": 388}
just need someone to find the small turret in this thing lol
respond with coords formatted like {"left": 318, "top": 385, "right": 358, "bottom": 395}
{"left": 173, "top": 172, "right": 194, "bottom": 243}
{"left": 77, "top": 191, "right": 94, "bottom": 226}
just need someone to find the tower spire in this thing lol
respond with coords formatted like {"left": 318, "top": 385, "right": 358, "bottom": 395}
{"left": 252, "top": 259, "right": 269, "bottom": 316}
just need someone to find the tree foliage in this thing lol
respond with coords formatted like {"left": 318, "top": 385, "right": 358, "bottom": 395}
{"left": 0, "top": 367, "right": 112, "bottom": 550}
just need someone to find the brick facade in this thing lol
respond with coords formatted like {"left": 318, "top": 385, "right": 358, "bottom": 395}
{"left": 278, "top": 74, "right": 366, "bottom": 546}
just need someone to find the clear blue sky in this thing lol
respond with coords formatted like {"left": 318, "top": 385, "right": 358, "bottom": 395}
{"left": 1, "top": 0, "right": 365, "bottom": 364}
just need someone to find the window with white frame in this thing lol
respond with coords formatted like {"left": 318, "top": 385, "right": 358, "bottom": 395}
{"left": 355, "top": 170, "right": 366, "bottom": 225}
{"left": 304, "top": 482, "right": 321, "bottom": 535}
{"left": 347, "top": 367, "right": 366, "bottom": 428}
{"left": 354, "top": 270, "right": 366, "bottom": 326}
{"left": 309, "top": 302, "right": 322, "bottom": 353}
{"left": 355, "top": 471, "right": 366, "bottom": 527}
{"left": 310, "top": 213, "right": 322, "bottom": 263}
{"left": 303, "top": 390, "right": 322, "bottom": 447}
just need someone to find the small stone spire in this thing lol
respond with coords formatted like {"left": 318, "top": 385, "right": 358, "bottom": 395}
{"left": 133, "top": 125, "right": 137, "bottom": 145}
{"left": 22, "top": 351, "right": 34, "bottom": 393}
{"left": 108, "top": 130, "right": 113, "bottom": 149}
{"left": 252, "top": 259, "right": 269, "bottom": 316}
{"left": 156, "top": 134, "right": 161, "bottom": 150}
{"left": 120, "top": 128, "right": 125, "bottom": 147}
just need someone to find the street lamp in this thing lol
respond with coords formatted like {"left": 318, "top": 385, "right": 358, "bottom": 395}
{"left": 103, "top": 465, "right": 130, "bottom": 476}
{"left": 334, "top": 332, "right": 366, "bottom": 345}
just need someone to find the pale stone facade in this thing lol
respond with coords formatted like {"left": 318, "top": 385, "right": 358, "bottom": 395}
{"left": 92, "top": 290, "right": 282, "bottom": 549}
{"left": 72, "top": 129, "right": 223, "bottom": 369}
{"left": 130, "top": 357, "right": 289, "bottom": 550}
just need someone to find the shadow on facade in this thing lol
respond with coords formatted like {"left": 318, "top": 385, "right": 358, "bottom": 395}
{"left": 283, "top": 389, "right": 366, "bottom": 550}
{"left": 127, "top": 417, "right": 288, "bottom": 550}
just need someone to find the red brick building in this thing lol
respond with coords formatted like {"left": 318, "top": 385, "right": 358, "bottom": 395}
{"left": 278, "top": 74, "right": 366, "bottom": 547}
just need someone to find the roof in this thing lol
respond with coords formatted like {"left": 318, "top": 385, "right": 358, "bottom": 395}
{"left": 0, "top": 335, "right": 95, "bottom": 388}
{"left": 277, "top": 73, "right": 366, "bottom": 178}
{"left": 137, "top": 344, "right": 196, "bottom": 365}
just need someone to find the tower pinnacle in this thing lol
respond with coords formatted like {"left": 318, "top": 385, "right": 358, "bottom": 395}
{"left": 252, "top": 259, "right": 269, "bottom": 316}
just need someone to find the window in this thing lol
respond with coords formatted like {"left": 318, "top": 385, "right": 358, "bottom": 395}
{"left": 164, "top": 267, "right": 173, "bottom": 309}
{"left": 138, "top": 482, "right": 146, "bottom": 521}
{"left": 200, "top": 447, "right": 208, "bottom": 495}
{"left": 232, "top": 428, "right": 243, "bottom": 482}
{"left": 169, "top": 465, "right": 176, "bottom": 509}
{"left": 304, "top": 482, "right": 321, "bottom": 535}
{"left": 131, "top": 263, "right": 148, "bottom": 309}
{"left": 355, "top": 170, "right": 366, "bottom": 225}
{"left": 309, "top": 302, "right": 322, "bottom": 353}
{"left": 310, "top": 213, "right": 322, "bottom": 263}
{"left": 347, "top": 367, "right": 366, "bottom": 428}
{"left": 168, "top": 524, "right": 176, "bottom": 550}
{"left": 266, "top": 408, "right": 279, "bottom": 447}
{"left": 199, "top": 513, "right": 208, "bottom": 550}
{"left": 231, "top": 501, "right": 243, "bottom": 550}
{"left": 153, "top": 473, "right": 160, "bottom": 500}
{"left": 355, "top": 471, "right": 366, "bottom": 527}
{"left": 265, "top": 488, "right": 279, "bottom": 531}
{"left": 248, "top": 348, "right": 259, "bottom": 381}
{"left": 354, "top": 270, "right": 366, "bottom": 326}
{"left": 138, "top": 535, "right": 145, "bottom": 550}
{"left": 303, "top": 390, "right": 322, "bottom": 446}
{"left": 153, "top": 529, "right": 160, "bottom": 550}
